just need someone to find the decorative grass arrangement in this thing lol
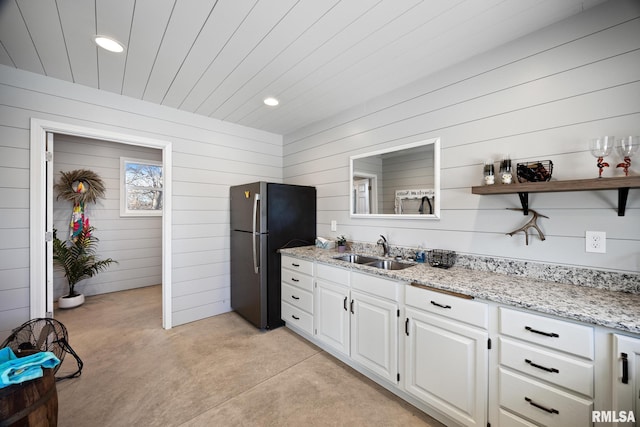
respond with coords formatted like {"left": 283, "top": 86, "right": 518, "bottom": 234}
{"left": 54, "top": 169, "right": 106, "bottom": 204}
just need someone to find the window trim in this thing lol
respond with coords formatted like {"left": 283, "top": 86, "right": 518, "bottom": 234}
{"left": 120, "top": 157, "right": 163, "bottom": 217}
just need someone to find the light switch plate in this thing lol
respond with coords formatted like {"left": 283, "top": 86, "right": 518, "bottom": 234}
{"left": 330, "top": 220, "right": 337, "bottom": 232}
{"left": 585, "top": 231, "right": 606, "bottom": 253}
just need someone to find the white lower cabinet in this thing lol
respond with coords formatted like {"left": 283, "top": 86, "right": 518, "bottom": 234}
{"left": 498, "top": 307, "right": 595, "bottom": 427}
{"left": 315, "top": 277, "right": 350, "bottom": 355}
{"left": 499, "top": 369, "right": 592, "bottom": 427}
{"left": 281, "top": 255, "right": 315, "bottom": 335}
{"left": 404, "top": 286, "right": 489, "bottom": 427}
{"left": 500, "top": 337, "right": 594, "bottom": 397}
{"left": 314, "top": 264, "right": 400, "bottom": 384}
{"left": 350, "top": 289, "right": 398, "bottom": 383}
{"left": 499, "top": 408, "right": 539, "bottom": 427}
{"left": 281, "top": 301, "right": 313, "bottom": 333}
{"left": 612, "top": 334, "right": 640, "bottom": 426}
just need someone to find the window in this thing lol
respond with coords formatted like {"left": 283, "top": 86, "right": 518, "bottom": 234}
{"left": 120, "top": 157, "right": 163, "bottom": 216}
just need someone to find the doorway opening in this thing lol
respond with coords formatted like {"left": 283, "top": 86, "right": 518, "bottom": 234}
{"left": 29, "top": 119, "right": 173, "bottom": 329}
{"left": 352, "top": 172, "right": 378, "bottom": 214}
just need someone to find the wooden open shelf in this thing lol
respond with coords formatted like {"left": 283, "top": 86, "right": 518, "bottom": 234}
{"left": 471, "top": 176, "right": 640, "bottom": 216}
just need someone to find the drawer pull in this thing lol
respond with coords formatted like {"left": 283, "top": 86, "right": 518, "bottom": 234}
{"left": 430, "top": 300, "right": 452, "bottom": 309}
{"left": 525, "top": 359, "right": 559, "bottom": 373}
{"left": 291, "top": 277, "right": 299, "bottom": 282}
{"left": 405, "top": 318, "right": 409, "bottom": 336}
{"left": 525, "top": 326, "right": 559, "bottom": 338}
{"left": 350, "top": 299, "right": 355, "bottom": 314}
{"left": 621, "top": 352, "right": 629, "bottom": 384}
{"left": 524, "top": 397, "right": 559, "bottom": 414}
{"left": 291, "top": 295, "right": 300, "bottom": 300}
{"left": 291, "top": 314, "right": 300, "bottom": 320}
{"left": 291, "top": 263, "right": 300, "bottom": 267}
{"left": 343, "top": 296, "right": 348, "bottom": 311}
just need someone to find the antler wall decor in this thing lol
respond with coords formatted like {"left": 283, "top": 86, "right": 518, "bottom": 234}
{"left": 506, "top": 208, "right": 549, "bottom": 245}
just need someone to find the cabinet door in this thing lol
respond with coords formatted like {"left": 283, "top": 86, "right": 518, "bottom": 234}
{"left": 315, "top": 279, "right": 349, "bottom": 356}
{"left": 351, "top": 290, "right": 398, "bottom": 383}
{"left": 612, "top": 334, "right": 640, "bottom": 426}
{"left": 405, "top": 307, "right": 488, "bottom": 427}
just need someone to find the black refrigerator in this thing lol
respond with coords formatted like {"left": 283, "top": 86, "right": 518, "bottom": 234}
{"left": 230, "top": 182, "right": 316, "bottom": 329}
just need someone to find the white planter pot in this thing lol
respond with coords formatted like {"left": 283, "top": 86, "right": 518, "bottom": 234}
{"left": 58, "top": 293, "right": 85, "bottom": 309}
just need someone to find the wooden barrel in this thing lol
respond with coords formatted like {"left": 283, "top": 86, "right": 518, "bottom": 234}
{"left": 0, "top": 367, "right": 58, "bottom": 427}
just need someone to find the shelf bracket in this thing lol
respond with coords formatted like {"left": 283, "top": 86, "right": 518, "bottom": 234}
{"left": 618, "top": 187, "right": 629, "bottom": 216}
{"left": 517, "top": 192, "right": 529, "bottom": 215}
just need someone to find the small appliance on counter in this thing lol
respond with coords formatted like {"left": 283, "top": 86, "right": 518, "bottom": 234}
{"left": 230, "top": 182, "right": 316, "bottom": 329}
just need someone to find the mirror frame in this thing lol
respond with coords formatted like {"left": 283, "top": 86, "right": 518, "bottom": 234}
{"left": 350, "top": 137, "right": 441, "bottom": 219}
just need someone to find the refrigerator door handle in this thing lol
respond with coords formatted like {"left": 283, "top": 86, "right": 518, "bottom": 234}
{"left": 252, "top": 193, "right": 261, "bottom": 274}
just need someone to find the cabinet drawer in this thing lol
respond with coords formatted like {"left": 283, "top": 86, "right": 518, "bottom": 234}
{"left": 405, "top": 285, "right": 487, "bottom": 329}
{"left": 500, "top": 338, "right": 594, "bottom": 397}
{"left": 351, "top": 271, "right": 400, "bottom": 301}
{"left": 499, "top": 369, "right": 592, "bottom": 427}
{"left": 281, "top": 301, "right": 313, "bottom": 335}
{"left": 499, "top": 308, "right": 594, "bottom": 360}
{"left": 498, "top": 409, "right": 539, "bottom": 427}
{"left": 282, "top": 282, "right": 313, "bottom": 313}
{"left": 281, "top": 269, "right": 313, "bottom": 292}
{"left": 316, "top": 262, "right": 350, "bottom": 284}
{"left": 281, "top": 255, "right": 314, "bottom": 276}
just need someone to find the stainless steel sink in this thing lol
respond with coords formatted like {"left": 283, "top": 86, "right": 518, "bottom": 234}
{"left": 334, "top": 254, "right": 378, "bottom": 264}
{"left": 334, "top": 254, "right": 415, "bottom": 270}
{"left": 365, "top": 260, "right": 415, "bottom": 270}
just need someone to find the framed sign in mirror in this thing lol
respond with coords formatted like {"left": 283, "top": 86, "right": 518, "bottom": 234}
{"left": 350, "top": 138, "right": 440, "bottom": 219}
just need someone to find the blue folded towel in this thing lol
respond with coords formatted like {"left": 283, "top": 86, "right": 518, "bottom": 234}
{"left": 0, "top": 347, "right": 60, "bottom": 388}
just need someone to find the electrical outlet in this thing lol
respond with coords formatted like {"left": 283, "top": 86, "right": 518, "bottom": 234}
{"left": 585, "top": 231, "right": 606, "bottom": 253}
{"left": 330, "top": 220, "right": 337, "bottom": 232}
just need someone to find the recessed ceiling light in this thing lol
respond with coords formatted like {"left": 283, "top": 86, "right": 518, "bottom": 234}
{"left": 94, "top": 36, "right": 125, "bottom": 53}
{"left": 263, "top": 97, "right": 279, "bottom": 107}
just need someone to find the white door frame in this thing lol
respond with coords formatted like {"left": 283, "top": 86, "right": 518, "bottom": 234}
{"left": 352, "top": 171, "right": 378, "bottom": 214}
{"left": 29, "top": 118, "right": 173, "bottom": 329}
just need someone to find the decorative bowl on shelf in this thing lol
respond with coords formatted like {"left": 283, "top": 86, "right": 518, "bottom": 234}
{"left": 427, "top": 250, "right": 457, "bottom": 269}
{"left": 516, "top": 160, "right": 553, "bottom": 183}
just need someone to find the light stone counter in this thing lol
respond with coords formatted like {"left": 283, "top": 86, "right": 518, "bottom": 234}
{"left": 280, "top": 246, "right": 640, "bottom": 335}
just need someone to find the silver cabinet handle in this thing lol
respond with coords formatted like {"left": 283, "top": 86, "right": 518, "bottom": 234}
{"left": 252, "top": 193, "right": 260, "bottom": 274}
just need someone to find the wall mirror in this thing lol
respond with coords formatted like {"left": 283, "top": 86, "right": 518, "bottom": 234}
{"left": 350, "top": 137, "right": 440, "bottom": 219}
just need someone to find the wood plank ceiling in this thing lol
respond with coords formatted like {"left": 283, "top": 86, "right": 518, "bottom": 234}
{"left": 0, "top": 0, "right": 606, "bottom": 135}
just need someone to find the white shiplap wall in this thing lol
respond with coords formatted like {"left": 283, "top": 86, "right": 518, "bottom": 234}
{"left": 284, "top": 0, "right": 640, "bottom": 274}
{"left": 0, "top": 65, "right": 282, "bottom": 340}
{"left": 52, "top": 134, "right": 162, "bottom": 299}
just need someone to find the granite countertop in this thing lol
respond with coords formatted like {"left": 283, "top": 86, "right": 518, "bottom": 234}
{"left": 280, "top": 246, "right": 640, "bottom": 335}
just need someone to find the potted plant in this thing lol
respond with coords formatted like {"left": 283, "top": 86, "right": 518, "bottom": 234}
{"left": 53, "top": 226, "right": 117, "bottom": 308}
{"left": 336, "top": 235, "right": 348, "bottom": 252}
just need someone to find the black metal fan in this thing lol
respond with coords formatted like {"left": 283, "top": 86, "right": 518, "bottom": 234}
{"left": 1, "top": 318, "right": 83, "bottom": 380}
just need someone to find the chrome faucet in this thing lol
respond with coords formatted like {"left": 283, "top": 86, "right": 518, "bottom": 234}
{"left": 377, "top": 235, "right": 389, "bottom": 257}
